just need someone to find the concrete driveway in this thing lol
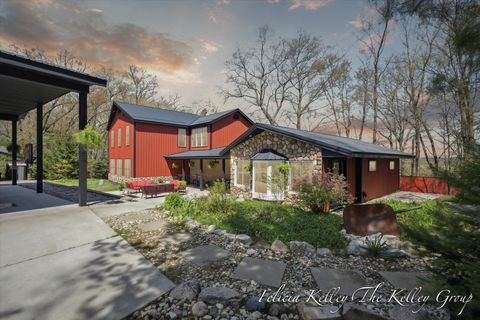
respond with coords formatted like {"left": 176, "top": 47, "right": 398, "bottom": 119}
{"left": 0, "top": 186, "right": 174, "bottom": 320}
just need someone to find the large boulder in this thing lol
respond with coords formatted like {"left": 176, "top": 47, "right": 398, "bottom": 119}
{"left": 169, "top": 280, "right": 200, "bottom": 301}
{"left": 289, "top": 241, "right": 315, "bottom": 256}
{"left": 271, "top": 240, "right": 289, "bottom": 252}
{"left": 342, "top": 303, "right": 388, "bottom": 320}
{"left": 343, "top": 204, "right": 400, "bottom": 236}
{"left": 198, "top": 287, "right": 241, "bottom": 306}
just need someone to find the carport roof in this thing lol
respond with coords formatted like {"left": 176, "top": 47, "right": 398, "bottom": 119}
{"left": 0, "top": 50, "right": 107, "bottom": 120}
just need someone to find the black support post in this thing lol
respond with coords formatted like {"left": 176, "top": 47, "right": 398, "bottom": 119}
{"left": 78, "top": 92, "right": 87, "bottom": 206}
{"left": 199, "top": 159, "right": 204, "bottom": 191}
{"left": 11, "top": 120, "right": 17, "bottom": 185}
{"left": 181, "top": 160, "right": 186, "bottom": 181}
{"left": 36, "top": 103, "right": 43, "bottom": 192}
{"left": 221, "top": 158, "right": 226, "bottom": 181}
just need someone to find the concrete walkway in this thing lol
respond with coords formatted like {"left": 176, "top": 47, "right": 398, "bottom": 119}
{"left": 0, "top": 186, "right": 174, "bottom": 320}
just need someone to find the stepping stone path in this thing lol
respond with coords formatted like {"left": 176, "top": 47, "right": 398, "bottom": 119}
{"left": 310, "top": 267, "right": 368, "bottom": 296}
{"left": 379, "top": 271, "right": 428, "bottom": 290}
{"left": 137, "top": 220, "right": 170, "bottom": 232}
{"left": 152, "top": 232, "right": 193, "bottom": 246}
{"left": 231, "top": 257, "right": 287, "bottom": 288}
{"left": 181, "top": 245, "right": 231, "bottom": 267}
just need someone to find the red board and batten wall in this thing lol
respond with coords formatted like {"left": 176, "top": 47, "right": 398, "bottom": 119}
{"left": 109, "top": 110, "right": 252, "bottom": 178}
{"left": 109, "top": 111, "right": 134, "bottom": 176}
{"left": 361, "top": 158, "right": 400, "bottom": 201}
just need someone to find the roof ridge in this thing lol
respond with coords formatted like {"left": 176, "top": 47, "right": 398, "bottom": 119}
{"left": 114, "top": 100, "right": 200, "bottom": 117}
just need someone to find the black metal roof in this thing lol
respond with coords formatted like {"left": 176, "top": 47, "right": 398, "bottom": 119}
{"left": 251, "top": 149, "right": 287, "bottom": 160}
{"left": 108, "top": 101, "right": 253, "bottom": 129}
{"left": 165, "top": 147, "right": 229, "bottom": 159}
{"left": 0, "top": 50, "right": 107, "bottom": 120}
{"left": 222, "top": 123, "right": 415, "bottom": 159}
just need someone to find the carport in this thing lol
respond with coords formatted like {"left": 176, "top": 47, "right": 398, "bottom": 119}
{"left": 0, "top": 51, "right": 107, "bottom": 206}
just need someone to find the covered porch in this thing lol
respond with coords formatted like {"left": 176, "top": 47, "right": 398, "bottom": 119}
{"left": 0, "top": 51, "right": 107, "bottom": 206}
{"left": 165, "top": 147, "right": 230, "bottom": 190}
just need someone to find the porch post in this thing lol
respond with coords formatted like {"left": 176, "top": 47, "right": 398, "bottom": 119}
{"left": 181, "top": 160, "right": 186, "bottom": 181}
{"left": 78, "top": 92, "right": 87, "bottom": 206}
{"left": 11, "top": 120, "right": 17, "bottom": 185}
{"left": 199, "top": 159, "right": 204, "bottom": 191}
{"left": 221, "top": 158, "right": 226, "bottom": 180}
{"left": 36, "top": 103, "right": 43, "bottom": 192}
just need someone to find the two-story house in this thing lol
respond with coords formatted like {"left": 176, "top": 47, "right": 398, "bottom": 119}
{"left": 106, "top": 101, "right": 253, "bottom": 189}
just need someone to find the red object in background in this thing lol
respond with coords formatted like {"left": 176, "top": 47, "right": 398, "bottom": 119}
{"left": 400, "top": 176, "right": 459, "bottom": 195}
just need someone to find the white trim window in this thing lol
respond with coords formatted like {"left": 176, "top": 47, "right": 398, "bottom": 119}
{"left": 110, "top": 130, "right": 115, "bottom": 148}
{"left": 125, "top": 125, "right": 130, "bottom": 146}
{"left": 117, "top": 128, "right": 122, "bottom": 147}
{"left": 124, "top": 159, "right": 131, "bottom": 178}
{"left": 289, "top": 161, "right": 314, "bottom": 192}
{"left": 368, "top": 160, "right": 377, "bottom": 172}
{"left": 191, "top": 126, "right": 207, "bottom": 147}
{"left": 252, "top": 160, "right": 284, "bottom": 201}
{"left": 234, "top": 160, "right": 250, "bottom": 189}
{"left": 389, "top": 160, "right": 395, "bottom": 170}
{"left": 116, "top": 159, "right": 123, "bottom": 177}
{"left": 110, "top": 159, "right": 115, "bottom": 175}
{"left": 178, "top": 128, "right": 187, "bottom": 147}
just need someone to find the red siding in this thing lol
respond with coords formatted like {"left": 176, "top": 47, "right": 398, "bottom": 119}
{"left": 212, "top": 112, "right": 251, "bottom": 148}
{"left": 362, "top": 158, "right": 400, "bottom": 201}
{"left": 135, "top": 123, "right": 185, "bottom": 177}
{"left": 400, "top": 176, "right": 459, "bottom": 195}
{"left": 109, "top": 111, "right": 134, "bottom": 176}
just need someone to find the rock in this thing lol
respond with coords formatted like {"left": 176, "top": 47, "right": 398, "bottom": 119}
{"left": 245, "top": 297, "right": 268, "bottom": 312}
{"left": 169, "top": 281, "right": 200, "bottom": 301}
{"left": 379, "top": 248, "right": 407, "bottom": 258}
{"left": 271, "top": 240, "right": 289, "bottom": 252}
{"left": 209, "top": 306, "right": 219, "bottom": 317}
{"left": 246, "top": 248, "right": 257, "bottom": 255}
{"left": 347, "top": 239, "right": 368, "bottom": 256}
{"left": 167, "top": 311, "right": 177, "bottom": 319}
{"left": 342, "top": 303, "right": 388, "bottom": 320}
{"left": 191, "top": 301, "right": 208, "bottom": 317}
{"left": 206, "top": 225, "right": 216, "bottom": 233}
{"left": 214, "top": 229, "right": 226, "bottom": 236}
{"left": 199, "top": 287, "right": 241, "bottom": 306}
{"left": 236, "top": 234, "right": 252, "bottom": 245}
{"left": 253, "top": 240, "right": 270, "bottom": 249}
{"left": 388, "top": 305, "right": 430, "bottom": 320}
{"left": 289, "top": 241, "right": 315, "bottom": 256}
{"left": 224, "top": 233, "right": 237, "bottom": 241}
{"left": 316, "top": 248, "right": 332, "bottom": 256}
{"left": 297, "top": 303, "right": 341, "bottom": 320}
{"left": 268, "top": 303, "right": 289, "bottom": 316}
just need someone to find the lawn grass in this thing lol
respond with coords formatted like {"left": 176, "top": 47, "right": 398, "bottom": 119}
{"left": 48, "top": 178, "right": 121, "bottom": 192}
{"left": 167, "top": 197, "right": 347, "bottom": 250}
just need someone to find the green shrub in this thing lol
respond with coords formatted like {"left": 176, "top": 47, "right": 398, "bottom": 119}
{"left": 164, "top": 192, "right": 187, "bottom": 211}
{"left": 298, "top": 173, "right": 354, "bottom": 213}
{"left": 364, "top": 234, "right": 388, "bottom": 256}
{"left": 205, "top": 179, "right": 233, "bottom": 213}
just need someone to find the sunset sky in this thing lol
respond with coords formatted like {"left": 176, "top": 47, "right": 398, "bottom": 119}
{"left": 0, "top": 0, "right": 400, "bottom": 108}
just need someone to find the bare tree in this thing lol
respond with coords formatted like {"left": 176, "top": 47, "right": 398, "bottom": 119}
{"left": 222, "top": 25, "right": 288, "bottom": 124}
{"left": 359, "top": 0, "right": 394, "bottom": 143}
{"left": 125, "top": 65, "right": 158, "bottom": 104}
{"left": 353, "top": 64, "right": 372, "bottom": 140}
{"left": 284, "top": 30, "right": 341, "bottom": 129}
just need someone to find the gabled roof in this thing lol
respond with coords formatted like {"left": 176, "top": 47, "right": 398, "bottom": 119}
{"left": 107, "top": 101, "right": 253, "bottom": 129}
{"left": 165, "top": 147, "right": 228, "bottom": 159}
{"left": 221, "top": 123, "right": 415, "bottom": 158}
{"left": 251, "top": 149, "right": 287, "bottom": 160}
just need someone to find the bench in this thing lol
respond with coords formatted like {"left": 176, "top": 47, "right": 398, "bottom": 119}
{"left": 140, "top": 183, "right": 175, "bottom": 198}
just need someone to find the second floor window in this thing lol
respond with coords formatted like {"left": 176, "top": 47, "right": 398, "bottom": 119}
{"left": 117, "top": 128, "right": 122, "bottom": 147}
{"left": 191, "top": 126, "right": 207, "bottom": 147}
{"left": 110, "top": 131, "right": 114, "bottom": 148}
{"left": 126, "top": 125, "right": 130, "bottom": 146}
{"left": 178, "top": 128, "right": 186, "bottom": 147}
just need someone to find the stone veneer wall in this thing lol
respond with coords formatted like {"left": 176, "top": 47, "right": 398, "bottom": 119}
{"left": 108, "top": 174, "right": 174, "bottom": 184}
{"left": 230, "top": 131, "right": 322, "bottom": 200}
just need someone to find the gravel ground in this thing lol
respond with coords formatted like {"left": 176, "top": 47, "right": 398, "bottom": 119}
{"left": 105, "top": 208, "right": 449, "bottom": 320}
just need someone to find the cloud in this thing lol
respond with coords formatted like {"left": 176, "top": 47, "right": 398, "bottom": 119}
{"left": 288, "top": 0, "right": 333, "bottom": 11}
{"left": 0, "top": 1, "right": 194, "bottom": 74}
{"left": 348, "top": 18, "right": 367, "bottom": 30}
{"left": 266, "top": 0, "right": 280, "bottom": 3}
{"left": 201, "top": 40, "right": 220, "bottom": 53}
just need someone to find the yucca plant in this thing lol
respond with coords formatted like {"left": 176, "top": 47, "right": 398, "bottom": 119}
{"left": 364, "top": 234, "right": 388, "bottom": 256}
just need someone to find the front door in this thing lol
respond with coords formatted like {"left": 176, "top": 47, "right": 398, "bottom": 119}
{"left": 252, "top": 160, "right": 284, "bottom": 201}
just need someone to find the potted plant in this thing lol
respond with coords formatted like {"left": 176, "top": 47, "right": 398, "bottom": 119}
{"left": 298, "top": 172, "right": 354, "bottom": 214}
{"left": 208, "top": 160, "right": 216, "bottom": 169}
{"left": 171, "top": 162, "right": 179, "bottom": 169}
{"left": 244, "top": 162, "right": 252, "bottom": 172}
{"left": 188, "top": 160, "right": 195, "bottom": 168}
